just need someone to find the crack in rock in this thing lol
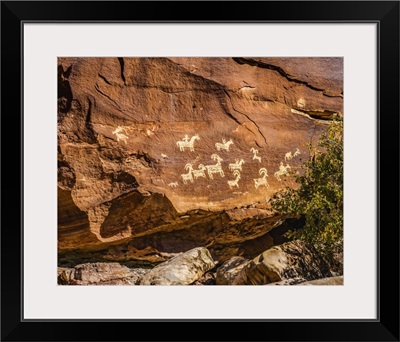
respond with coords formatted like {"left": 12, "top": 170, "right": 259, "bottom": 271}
{"left": 232, "top": 57, "right": 343, "bottom": 98}
{"left": 224, "top": 90, "right": 268, "bottom": 146}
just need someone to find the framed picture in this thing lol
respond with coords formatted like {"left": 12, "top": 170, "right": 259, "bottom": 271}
{"left": 1, "top": 1, "right": 399, "bottom": 341}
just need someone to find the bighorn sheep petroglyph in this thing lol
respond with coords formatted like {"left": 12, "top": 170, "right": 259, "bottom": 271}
{"left": 228, "top": 170, "right": 241, "bottom": 189}
{"left": 293, "top": 148, "right": 301, "bottom": 157}
{"left": 181, "top": 163, "right": 194, "bottom": 184}
{"left": 205, "top": 154, "right": 225, "bottom": 179}
{"left": 254, "top": 168, "right": 269, "bottom": 189}
{"left": 250, "top": 148, "right": 262, "bottom": 163}
{"left": 285, "top": 151, "right": 293, "bottom": 161}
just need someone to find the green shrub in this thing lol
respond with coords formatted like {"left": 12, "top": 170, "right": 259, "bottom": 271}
{"left": 270, "top": 119, "right": 343, "bottom": 263}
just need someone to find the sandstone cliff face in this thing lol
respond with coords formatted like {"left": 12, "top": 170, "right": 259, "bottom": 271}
{"left": 58, "top": 57, "right": 343, "bottom": 266}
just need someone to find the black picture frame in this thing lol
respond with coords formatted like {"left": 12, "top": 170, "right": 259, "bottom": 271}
{"left": 1, "top": 1, "right": 399, "bottom": 341}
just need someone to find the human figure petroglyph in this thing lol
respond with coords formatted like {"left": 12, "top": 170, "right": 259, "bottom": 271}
{"left": 274, "top": 162, "right": 291, "bottom": 181}
{"left": 285, "top": 151, "right": 293, "bottom": 161}
{"left": 254, "top": 168, "right": 269, "bottom": 189}
{"left": 229, "top": 159, "right": 245, "bottom": 172}
{"left": 228, "top": 170, "right": 241, "bottom": 189}
{"left": 168, "top": 182, "right": 179, "bottom": 188}
{"left": 281, "top": 162, "right": 291, "bottom": 172}
{"left": 192, "top": 164, "right": 207, "bottom": 179}
{"left": 215, "top": 139, "right": 234, "bottom": 152}
{"left": 293, "top": 148, "right": 301, "bottom": 157}
{"left": 250, "top": 148, "right": 262, "bottom": 163}
{"left": 112, "top": 126, "right": 130, "bottom": 144}
{"left": 176, "top": 134, "right": 200, "bottom": 152}
{"left": 205, "top": 154, "right": 225, "bottom": 179}
{"left": 181, "top": 163, "right": 194, "bottom": 184}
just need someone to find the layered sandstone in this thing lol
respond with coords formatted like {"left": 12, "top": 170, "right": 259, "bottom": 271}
{"left": 58, "top": 57, "right": 343, "bottom": 266}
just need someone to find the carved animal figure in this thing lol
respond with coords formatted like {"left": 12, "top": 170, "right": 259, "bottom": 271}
{"left": 211, "top": 154, "right": 223, "bottom": 163}
{"left": 228, "top": 170, "right": 241, "bottom": 189}
{"left": 176, "top": 135, "right": 200, "bottom": 152}
{"left": 229, "top": 159, "right": 245, "bottom": 172}
{"left": 192, "top": 164, "right": 207, "bottom": 179}
{"left": 285, "top": 151, "right": 293, "bottom": 161}
{"left": 274, "top": 162, "right": 291, "bottom": 181}
{"left": 205, "top": 154, "right": 224, "bottom": 179}
{"left": 168, "top": 182, "right": 179, "bottom": 188}
{"left": 250, "top": 148, "right": 262, "bottom": 163}
{"left": 293, "top": 148, "right": 301, "bottom": 157}
{"left": 181, "top": 163, "right": 194, "bottom": 184}
{"left": 215, "top": 139, "right": 234, "bottom": 152}
{"left": 112, "top": 126, "right": 129, "bottom": 144}
{"left": 282, "top": 162, "right": 291, "bottom": 172}
{"left": 206, "top": 164, "right": 225, "bottom": 179}
{"left": 254, "top": 168, "right": 269, "bottom": 189}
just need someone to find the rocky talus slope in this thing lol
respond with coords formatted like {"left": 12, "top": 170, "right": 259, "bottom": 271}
{"left": 58, "top": 57, "right": 343, "bottom": 274}
{"left": 58, "top": 243, "right": 343, "bottom": 285}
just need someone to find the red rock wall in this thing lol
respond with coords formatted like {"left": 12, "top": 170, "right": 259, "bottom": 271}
{"left": 58, "top": 57, "right": 343, "bottom": 263}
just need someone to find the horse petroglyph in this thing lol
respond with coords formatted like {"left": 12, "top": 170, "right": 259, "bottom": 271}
{"left": 215, "top": 139, "right": 234, "bottom": 152}
{"left": 254, "top": 168, "right": 269, "bottom": 189}
{"left": 176, "top": 134, "right": 200, "bottom": 152}
{"left": 250, "top": 148, "right": 262, "bottom": 163}
{"left": 168, "top": 182, "right": 179, "bottom": 188}
{"left": 205, "top": 154, "right": 225, "bottom": 179}
{"left": 274, "top": 162, "right": 291, "bottom": 181}
{"left": 229, "top": 159, "right": 245, "bottom": 172}
{"left": 228, "top": 170, "right": 241, "bottom": 189}
{"left": 293, "top": 148, "right": 301, "bottom": 157}
{"left": 181, "top": 163, "right": 194, "bottom": 184}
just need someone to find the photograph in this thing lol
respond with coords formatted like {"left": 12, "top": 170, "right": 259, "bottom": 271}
{"left": 58, "top": 57, "right": 344, "bottom": 286}
{"left": 1, "top": 0, "right": 398, "bottom": 339}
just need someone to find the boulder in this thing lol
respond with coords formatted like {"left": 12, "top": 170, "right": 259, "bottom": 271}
{"left": 58, "top": 262, "right": 148, "bottom": 285}
{"left": 232, "top": 240, "right": 331, "bottom": 285}
{"left": 140, "top": 247, "right": 215, "bottom": 285}
{"left": 193, "top": 272, "right": 216, "bottom": 285}
{"left": 216, "top": 256, "right": 251, "bottom": 285}
{"left": 57, "top": 267, "right": 72, "bottom": 276}
{"left": 266, "top": 278, "right": 307, "bottom": 285}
